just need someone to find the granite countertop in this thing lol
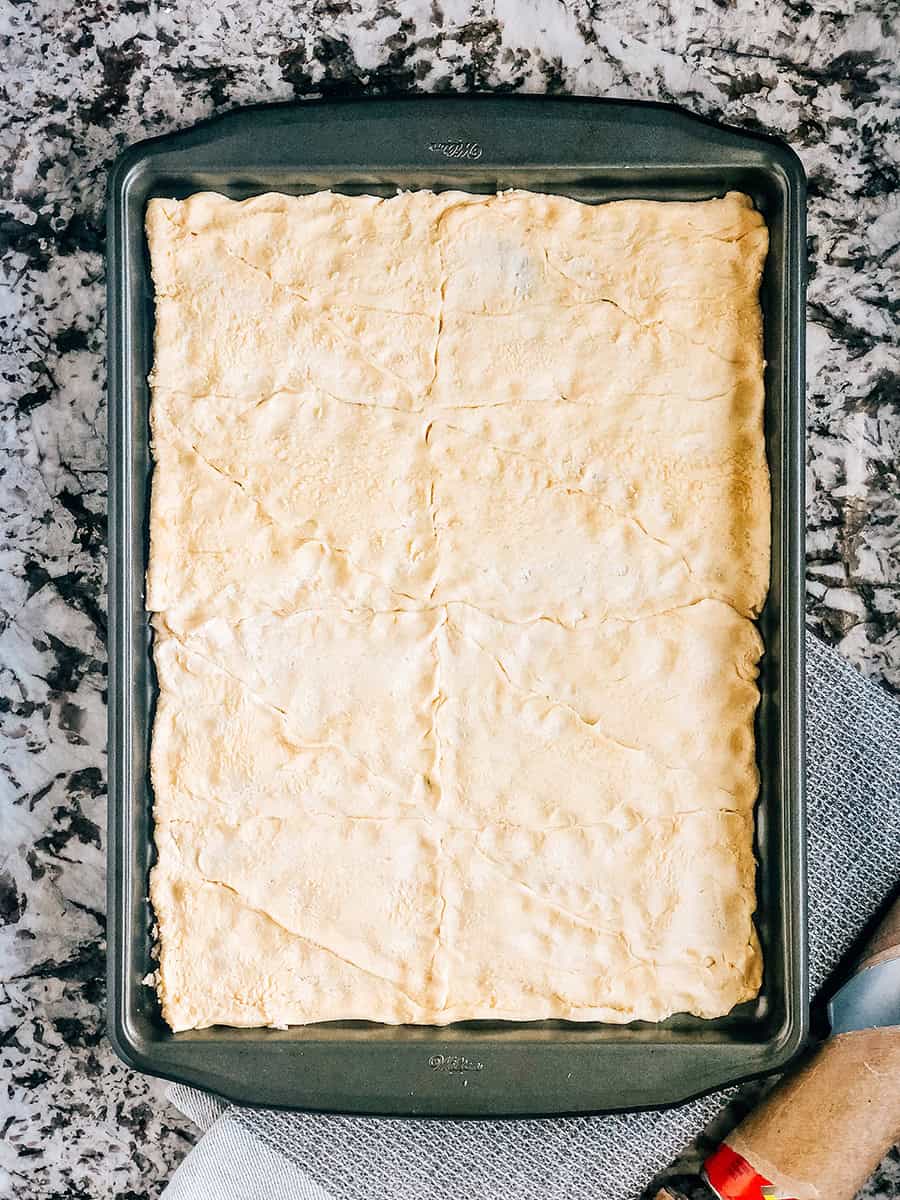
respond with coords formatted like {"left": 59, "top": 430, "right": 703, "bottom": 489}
{"left": 1, "top": 2, "right": 898, "bottom": 1197}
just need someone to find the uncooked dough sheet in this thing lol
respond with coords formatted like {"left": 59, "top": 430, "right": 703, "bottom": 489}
{"left": 146, "top": 189, "right": 769, "bottom": 1031}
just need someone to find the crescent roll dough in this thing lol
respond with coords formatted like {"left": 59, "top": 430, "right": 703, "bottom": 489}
{"left": 146, "top": 189, "right": 768, "bottom": 1031}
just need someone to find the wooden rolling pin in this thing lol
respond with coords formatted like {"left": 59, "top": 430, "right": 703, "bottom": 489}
{"left": 659, "top": 893, "right": 900, "bottom": 1200}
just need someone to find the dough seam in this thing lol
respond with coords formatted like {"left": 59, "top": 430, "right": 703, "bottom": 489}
{"left": 150, "top": 424, "right": 424, "bottom": 608}
{"left": 154, "top": 629, "right": 423, "bottom": 795}
{"left": 447, "top": 616, "right": 746, "bottom": 803}
{"left": 187, "top": 870, "right": 432, "bottom": 1009}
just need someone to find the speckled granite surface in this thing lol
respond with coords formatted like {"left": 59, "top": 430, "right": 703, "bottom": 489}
{"left": 1, "top": 2, "right": 898, "bottom": 1198}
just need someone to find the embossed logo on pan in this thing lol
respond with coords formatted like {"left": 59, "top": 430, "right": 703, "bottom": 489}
{"left": 426, "top": 140, "right": 483, "bottom": 160}
{"left": 428, "top": 1053, "right": 484, "bottom": 1073}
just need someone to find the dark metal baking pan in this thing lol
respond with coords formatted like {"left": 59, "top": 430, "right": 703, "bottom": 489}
{"left": 107, "top": 95, "right": 807, "bottom": 1114}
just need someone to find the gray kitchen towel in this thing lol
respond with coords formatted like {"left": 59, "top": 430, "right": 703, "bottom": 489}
{"left": 162, "top": 631, "right": 900, "bottom": 1200}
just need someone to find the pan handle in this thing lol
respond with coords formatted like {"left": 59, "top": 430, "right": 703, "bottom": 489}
{"left": 109, "top": 94, "right": 806, "bottom": 183}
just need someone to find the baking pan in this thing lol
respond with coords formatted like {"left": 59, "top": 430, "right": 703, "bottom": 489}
{"left": 107, "top": 95, "right": 807, "bottom": 1114}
